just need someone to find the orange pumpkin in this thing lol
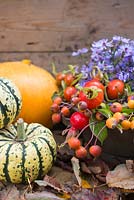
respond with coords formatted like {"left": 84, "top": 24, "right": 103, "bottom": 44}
{"left": 0, "top": 60, "right": 58, "bottom": 128}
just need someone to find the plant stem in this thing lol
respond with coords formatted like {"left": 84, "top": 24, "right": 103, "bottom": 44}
{"left": 76, "top": 121, "right": 97, "bottom": 139}
{"left": 16, "top": 118, "right": 26, "bottom": 141}
{"left": 77, "top": 122, "right": 97, "bottom": 148}
{"left": 128, "top": 112, "right": 134, "bottom": 120}
{"left": 85, "top": 131, "right": 94, "bottom": 149}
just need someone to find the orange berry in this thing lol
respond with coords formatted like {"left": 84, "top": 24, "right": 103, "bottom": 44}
{"left": 56, "top": 72, "right": 66, "bottom": 86}
{"left": 75, "top": 146, "right": 87, "bottom": 159}
{"left": 64, "top": 73, "right": 75, "bottom": 86}
{"left": 113, "top": 112, "right": 124, "bottom": 122}
{"left": 121, "top": 120, "right": 131, "bottom": 130}
{"left": 61, "top": 106, "right": 70, "bottom": 117}
{"left": 64, "top": 86, "right": 77, "bottom": 102}
{"left": 53, "top": 96, "right": 62, "bottom": 105}
{"left": 128, "top": 100, "right": 134, "bottom": 109}
{"left": 68, "top": 137, "right": 81, "bottom": 150}
{"left": 106, "top": 117, "right": 118, "bottom": 129}
{"left": 130, "top": 120, "right": 134, "bottom": 130}
{"left": 52, "top": 113, "right": 61, "bottom": 124}
{"left": 89, "top": 145, "right": 102, "bottom": 157}
{"left": 51, "top": 103, "right": 60, "bottom": 113}
{"left": 71, "top": 96, "right": 80, "bottom": 105}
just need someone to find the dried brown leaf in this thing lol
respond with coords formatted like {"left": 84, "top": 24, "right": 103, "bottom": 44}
{"left": 0, "top": 184, "right": 20, "bottom": 200}
{"left": 71, "top": 188, "right": 119, "bottom": 200}
{"left": 35, "top": 179, "right": 62, "bottom": 193}
{"left": 88, "top": 159, "right": 109, "bottom": 175}
{"left": 44, "top": 175, "right": 62, "bottom": 189}
{"left": 126, "top": 160, "right": 134, "bottom": 173}
{"left": 81, "top": 162, "right": 92, "bottom": 174}
{"left": 25, "top": 191, "right": 63, "bottom": 200}
{"left": 106, "top": 163, "right": 134, "bottom": 190}
{"left": 71, "top": 157, "right": 81, "bottom": 186}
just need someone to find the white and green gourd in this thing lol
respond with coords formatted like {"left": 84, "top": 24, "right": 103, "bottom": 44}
{"left": 0, "top": 118, "right": 57, "bottom": 183}
{"left": 0, "top": 77, "right": 22, "bottom": 128}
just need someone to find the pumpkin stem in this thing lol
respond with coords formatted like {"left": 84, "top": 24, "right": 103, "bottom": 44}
{"left": 16, "top": 118, "right": 26, "bottom": 141}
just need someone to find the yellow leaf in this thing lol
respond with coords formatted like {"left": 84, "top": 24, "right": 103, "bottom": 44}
{"left": 57, "top": 192, "right": 71, "bottom": 199}
{"left": 81, "top": 179, "right": 92, "bottom": 189}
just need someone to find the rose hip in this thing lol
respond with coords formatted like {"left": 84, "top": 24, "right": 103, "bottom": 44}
{"left": 68, "top": 137, "right": 81, "bottom": 150}
{"left": 89, "top": 145, "right": 102, "bottom": 157}
{"left": 75, "top": 146, "right": 87, "bottom": 158}
{"left": 70, "top": 111, "right": 89, "bottom": 130}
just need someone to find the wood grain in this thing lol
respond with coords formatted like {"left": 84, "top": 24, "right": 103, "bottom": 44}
{"left": 0, "top": 0, "right": 134, "bottom": 70}
{"left": 0, "top": 52, "right": 85, "bottom": 72}
{"left": 0, "top": 0, "right": 134, "bottom": 52}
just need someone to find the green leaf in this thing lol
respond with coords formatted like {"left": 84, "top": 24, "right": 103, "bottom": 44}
{"left": 97, "top": 108, "right": 113, "bottom": 118}
{"left": 71, "top": 73, "right": 83, "bottom": 86}
{"left": 122, "top": 107, "right": 134, "bottom": 114}
{"left": 125, "top": 83, "right": 133, "bottom": 95}
{"left": 99, "top": 102, "right": 108, "bottom": 109}
{"left": 51, "top": 91, "right": 59, "bottom": 101}
{"left": 61, "top": 80, "right": 66, "bottom": 90}
{"left": 89, "top": 118, "right": 108, "bottom": 144}
{"left": 52, "top": 62, "right": 57, "bottom": 76}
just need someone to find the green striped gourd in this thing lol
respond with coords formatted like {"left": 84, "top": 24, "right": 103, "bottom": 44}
{"left": 0, "top": 77, "right": 22, "bottom": 128}
{"left": 0, "top": 119, "right": 56, "bottom": 183}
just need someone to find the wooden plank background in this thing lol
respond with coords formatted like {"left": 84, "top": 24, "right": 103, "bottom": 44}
{"left": 0, "top": 0, "right": 134, "bottom": 72}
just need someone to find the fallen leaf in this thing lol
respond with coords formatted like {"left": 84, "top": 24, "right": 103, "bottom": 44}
{"left": 89, "top": 163, "right": 102, "bottom": 174}
{"left": 49, "top": 166, "right": 74, "bottom": 186}
{"left": 25, "top": 191, "right": 64, "bottom": 200}
{"left": 44, "top": 175, "right": 62, "bottom": 189}
{"left": 57, "top": 192, "right": 71, "bottom": 199}
{"left": 35, "top": 174, "right": 71, "bottom": 197}
{"left": 34, "top": 178, "right": 62, "bottom": 193}
{"left": 81, "top": 179, "right": 92, "bottom": 189}
{"left": 126, "top": 160, "right": 134, "bottom": 173}
{"left": 0, "top": 184, "right": 20, "bottom": 200}
{"left": 96, "top": 174, "right": 107, "bottom": 183}
{"left": 106, "top": 163, "right": 134, "bottom": 190}
{"left": 71, "top": 157, "right": 81, "bottom": 186}
{"left": 71, "top": 188, "right": 99, "bottom": 200}
{"left": 81, "top": 162, "right": 92, "bottom": 174}
{"left": 96, "top": 188, "right": 119, "bottom": 200}
{"left": 88, "top": 159, "right": 109, "bottom": 175}
{"left": 71, "top": 188, "right": 119, "bottom": 200}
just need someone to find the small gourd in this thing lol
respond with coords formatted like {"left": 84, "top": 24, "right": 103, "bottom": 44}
{"left": 0, "top": 77, "right": 22, "bottom": 129}
{"left": 0, "top": 118, "right": 57, "bottom": 184}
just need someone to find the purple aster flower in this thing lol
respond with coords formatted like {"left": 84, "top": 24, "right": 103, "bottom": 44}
{"left": 72, "top": 48, "right": 88, "bottom": 56}
{"left": 89, "top": 36, "right": 134, "bottom": 87}
{"left": 80, "top": 48, "right": 89, "bottom": 54}
{"left": 91, "top": 39, "right": 113, "bottom": 51}
{"left": 72, "top": 51, "right": 80, "bottom": 56}
{"left": 104, "top": 65, "right": 114, "bottom": 73}
{"left": 74, "top": 65, "right": 80, "bottom": 74}
{"left": 113, "top": 35, "right": 130, "bottom": 43}
{"left": 117, "top": 71, "right": 130, "bottom": 82}
{"left": 80, "top": 64, "right": 91, "bottom": 79}
{"left": 72, "top": 36, "right": 134, "bottom": 91}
